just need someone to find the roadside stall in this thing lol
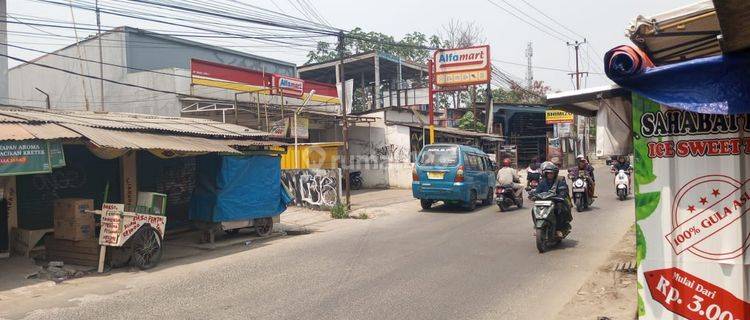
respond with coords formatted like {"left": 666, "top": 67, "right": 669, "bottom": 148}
{"left": 0, "top": 106, "right": 283, "bottom": 274}
{"left": 190, "top": 153, "right": 292, "bottom": 243}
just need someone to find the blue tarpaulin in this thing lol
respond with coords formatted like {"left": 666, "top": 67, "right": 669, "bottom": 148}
{"left": 606, "top": 50, "right": 750, "bottom": 115}
{"left": 189, "top": 154, "right": 292, "bottom": 223}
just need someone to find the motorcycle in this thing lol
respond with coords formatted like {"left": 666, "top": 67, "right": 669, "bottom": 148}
{"left": 531, "top": 191, "right": 570, "bottom": 253}
{"left": 569, "top": 171, "right": 594, "bottom": 212}
{"left": 613, "top": 169, "right": 630, "bottom": 200}
{"left": 343, "top": 171, "right": 364, "bottom": 190}
{"left": 526, "top": 167, "right": 541, "bottom": 192}
{"left": 495, "top": 184, "right": 523, "bottom": 212}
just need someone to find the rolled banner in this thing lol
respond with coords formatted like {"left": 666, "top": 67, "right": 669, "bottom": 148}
{"left": 604, "top": 45, "right": 654, "bottom": 79}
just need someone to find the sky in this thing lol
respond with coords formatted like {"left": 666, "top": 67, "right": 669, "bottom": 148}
{"left": 8, "top": 0, "right": 698, "bottom": 92}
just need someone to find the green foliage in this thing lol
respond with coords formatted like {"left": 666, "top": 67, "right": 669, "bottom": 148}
{"left": 489, "top": 81, "right": 550, "bottom": 104}
{"left": 306, "top": 27, "right": 440, "bottom": 64}
{"left": 638, "top": 281, "right": 646, "bottom": 316}
{"left": 330, "top": 202, "right": 349, "bottom": 219}
{"left": 457, "top": 111, "right": 486, "bottom": 132}
{"left": 636, "top": 223, "right": 647, "bottom": 264}
{"left": 635, "top": 192, "right": 660, "bottom": 221}
{"left": 631, "top": 93, "right": 660, "bottom": 188}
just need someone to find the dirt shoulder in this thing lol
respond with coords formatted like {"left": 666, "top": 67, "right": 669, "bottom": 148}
{"left": 554, "top": 225, "right": 637, "bottom": 320}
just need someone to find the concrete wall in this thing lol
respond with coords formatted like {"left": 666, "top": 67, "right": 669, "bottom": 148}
{"left": 10, "top": 32, "right": 131, "bottom": 111}
{"left": 9, "top": 30, "right": 296, "bottom": 117}
{"left": 125, "top": 32, "right": 295, "bottom": 77}
{"left": 348, "top": 111, "right": 412, "bottom": 189}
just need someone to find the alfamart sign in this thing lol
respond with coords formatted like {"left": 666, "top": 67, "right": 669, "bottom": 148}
{"left": 633, "top": 94, "right": 750, "bottom": 320}
{"left": 433, "top": 45, "right": 490, "bottom": 87}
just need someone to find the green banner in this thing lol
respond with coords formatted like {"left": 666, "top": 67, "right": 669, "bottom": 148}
{"left": 49, "top": 141, "right": 66, "bottom": 168}
{"left": 0, "top": 141, "right": 53, "bottom": 176}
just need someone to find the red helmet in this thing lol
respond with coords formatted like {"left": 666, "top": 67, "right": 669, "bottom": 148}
{"left": 502, "top": 158, "right": 512, "bottom": 167}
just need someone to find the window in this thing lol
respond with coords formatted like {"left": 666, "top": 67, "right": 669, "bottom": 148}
{"left": 465, "top": 154, "right": 482, "bottom": 171}
{"left": 418, "top": 146, "right": 459, "bottom": 167}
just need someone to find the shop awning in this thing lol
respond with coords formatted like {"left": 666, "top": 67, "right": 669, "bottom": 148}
{"left": 64, "top": 124, "right": 241, "bottom": 154}
{"left": 627, "top": 1, "right": 720, "bottom": 65}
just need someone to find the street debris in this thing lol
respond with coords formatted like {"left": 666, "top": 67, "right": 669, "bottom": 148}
{"left": 24, "top": 261, "right": 93, "bottom": 283}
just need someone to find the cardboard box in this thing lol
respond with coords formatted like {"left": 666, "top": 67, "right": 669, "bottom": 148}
{"left": 53, "top": 198, "right": 94, "bottom": 241}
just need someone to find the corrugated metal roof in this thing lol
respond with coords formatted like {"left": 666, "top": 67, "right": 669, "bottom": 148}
{"left": 65, "top": 124, "right": 240, "bottom": 154}
{"left": 0, "top": 124, "right": 36, "bottom": 140}
{"left": 19, "top": 123, "right": 83, "bottom": 140}
{"left": 0, "top": 107, "right": 269, "bottom": 138}
{"left": 223, "top": 139, "right": 288, "bottom": 147}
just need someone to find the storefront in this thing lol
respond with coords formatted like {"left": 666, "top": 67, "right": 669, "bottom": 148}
{"left": 0, "top": 106, "right": 285, "bottom": 270}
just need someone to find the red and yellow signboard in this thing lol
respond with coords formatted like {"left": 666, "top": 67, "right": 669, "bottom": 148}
{"left": 545, "top": 109, "right": 575, "bottom": 124}
{"left": 432, "top": 45, "right": 491, "bottom": 87}
{"left": 190, "top": 59, "right": 339, "bottom": 104}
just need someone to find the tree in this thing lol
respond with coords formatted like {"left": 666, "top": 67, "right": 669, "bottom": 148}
{"left": 457, "top": 111, "right": 486, "bottom": 132}
{"left": 486, "top": 80, "right": 551, "bottom": 104}
{"left": 305, "top": 27, "right": 437, "bottom": 64}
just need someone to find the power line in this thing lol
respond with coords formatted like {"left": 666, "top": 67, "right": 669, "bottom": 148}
{"left": 484, "top": 0, "right": 567, "bottom": 42}
{"left": 516, "top": 0, "right": 586, "bottom": 40}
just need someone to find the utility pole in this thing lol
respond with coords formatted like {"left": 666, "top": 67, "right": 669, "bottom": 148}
{"left": 567, "top": 39, "right": 589, "bottom": 158}
{"left": 337, "top": 31, "right": 351, "bottom": 210}
{"left": 95, "top": 0, "right": 105, "bottom": 111}
{"left": 525, "top": 42, "right": 533, "bottom": 89}
{"left": 566, "top": 39, "right": 587, "bottom": 90}
{"left": 0, "top": 0, "right": 8, "bottom": 105}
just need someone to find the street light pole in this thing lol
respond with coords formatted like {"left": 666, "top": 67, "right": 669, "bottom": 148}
{"left": 337, "top": 31, "right": 351, "bottom": 209}
{"left": 295, "top": 90, "right": 315, "bottom": 169}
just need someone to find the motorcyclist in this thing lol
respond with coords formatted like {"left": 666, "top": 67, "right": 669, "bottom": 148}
{"left": 526, "top": 157, "right": 541, "bottom": 187}
{"left": 535, "top": 161, "right": 572, "bottom": 235}
{"left": 496, "top": 158, "right": 523, "bottom": 198}
{"left": 570, "top": 155, "right": 595, "bottom": 198}
{"left": 611, "top": 155, "right": 633, "bottom": 193}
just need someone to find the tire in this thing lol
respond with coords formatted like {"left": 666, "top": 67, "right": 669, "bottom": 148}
{"left": 254, "top": 217, "right": 273, "bottom": 237}
{"left": 130, "top": 226, "right": 163, "bottom": 270}
{"left": 420, "top": 199, "right": 433, "bottom": 210}
{"left": 517, "top": 195, "right": 524, "bottom": 208}
{"left": 498, "top": 202, "right": 507, "bottom": 212}
{"left": 535, "top": 228, "right": 549, "bottom": 253}
{"left": 481, "top": 189, "right": 494, "bottom": 206}
{"left": 464, "top": 190, "right": 477, "bottom": 211}
{"left": 575, "top": 197, "right": 584, "bottom": 212}
{"left": 351, "top": 177, "right": 363, "bottom": 190}
{"left": 618, "top": 190, "right": 627, "bottom": 201}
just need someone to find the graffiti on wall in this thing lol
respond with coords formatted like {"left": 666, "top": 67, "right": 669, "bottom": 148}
{"left": 281, "top": 169, "right": 340, "bottom": 209}
{"left": 349, "top": 139, "right": 411, "bottom": 166}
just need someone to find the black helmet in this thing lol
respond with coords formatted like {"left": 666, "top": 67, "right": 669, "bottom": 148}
{"left": 541, "top": 161, "right": 559, "bottom": 175}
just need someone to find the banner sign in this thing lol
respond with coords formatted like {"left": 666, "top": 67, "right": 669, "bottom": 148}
{"left": 432, "top": 45, "right": 491, "bottom": 87}
{"left": 633, "top": 94, "right": 750, "bottom": 320}
{"left": 545, "top": 109, "right": 575, "bottom": 124}
{"left": 99, "top": 203, "right": 166, "bottom": 247}
{"left": 190, "top": 59, "right": 339, "bottom": 104}
{"left": 270, "top": 118, "right": 289, "bottom": 138}
{"left": 274, "top": 75, "right": 304, "bottom": 97}
{"left": 49, "top": 141, "right": 65, "bottom": 168}
{"left": 291, "top": 117, "right": 309, "bottom": 139}
{"left": 0, "top": 141, "right": 53, "bottom": 176}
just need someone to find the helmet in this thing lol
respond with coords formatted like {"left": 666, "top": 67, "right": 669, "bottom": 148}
{"left": 576, "top": 154, "right": 585, "bottom": 160}
{"left": 502, "top": 158, "right": 512, "bottom": 167}
{"left": 541, "top": 161, "right": 559, "bottom": 175}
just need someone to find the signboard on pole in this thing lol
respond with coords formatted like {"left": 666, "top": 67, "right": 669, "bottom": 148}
{"left": 545, "top": 109, "right": 575, "bottom": 124}
{"left": 633, "top": 94, "right": 750, "bottom": 320}
{"left": 274, "top": 75, "right": 304, "bottom": 97}
{"left": 291, "top": 117, "right": 309, "bottom": 139}
{"left": 432, "top": 45, "right": 491, "bottom": 87}
{"left": 270, "top": 118, "right": 289, "bottom": 138}
{"left": 0, "top": 141, "right": 53, "bottom": 176}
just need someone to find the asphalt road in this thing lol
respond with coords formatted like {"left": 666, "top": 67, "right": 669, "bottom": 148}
{"left": 2, "top": 169, "right": 634, "bottom": 320}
